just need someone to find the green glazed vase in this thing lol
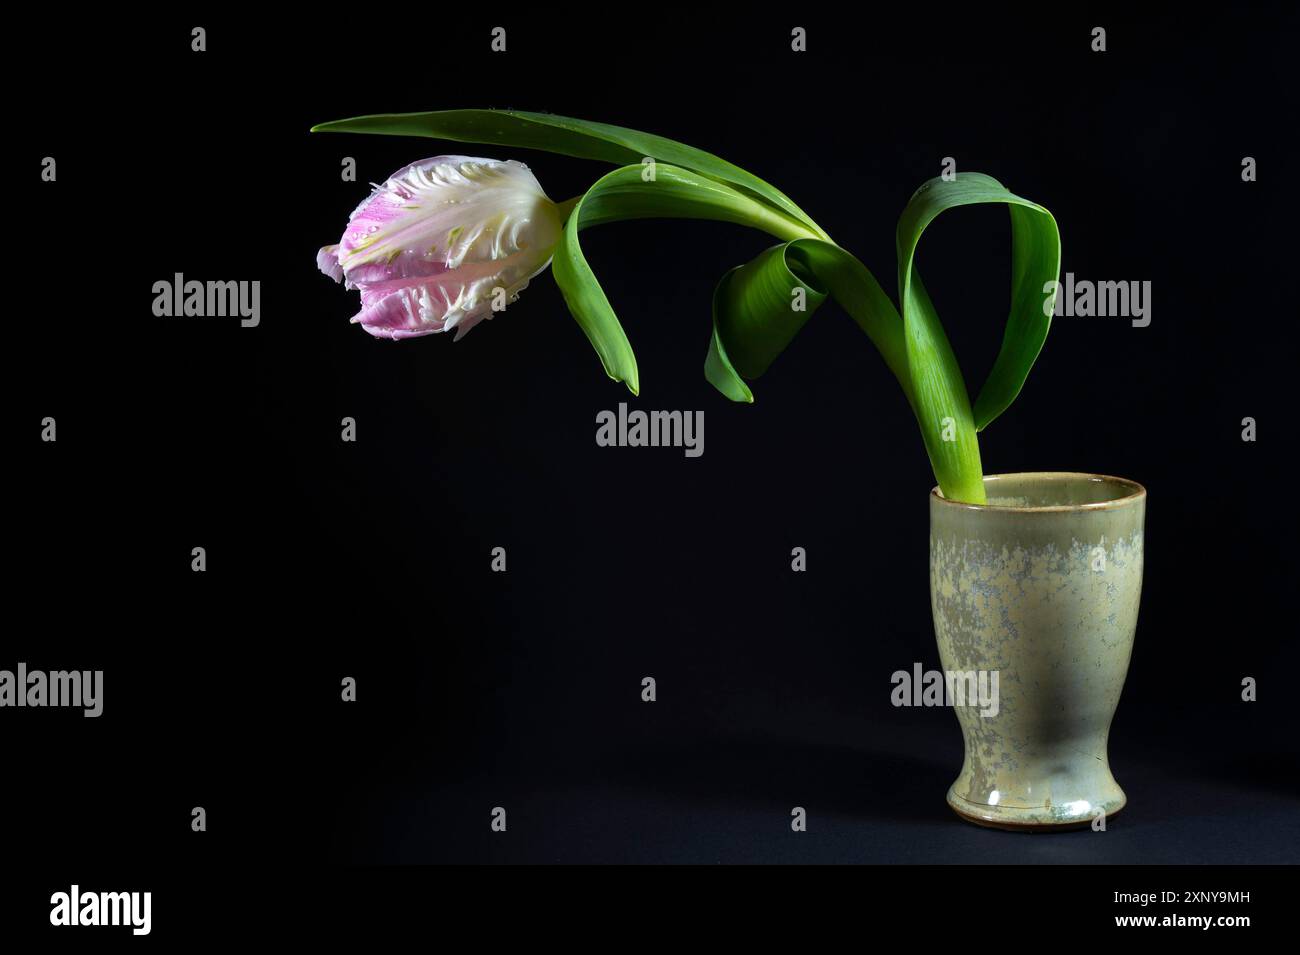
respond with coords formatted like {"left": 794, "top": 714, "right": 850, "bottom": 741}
{"left": 929, "top": 472, "right": 1146, "bottom": 830}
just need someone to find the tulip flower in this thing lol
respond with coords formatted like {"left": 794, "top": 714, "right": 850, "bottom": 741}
{"left": 313, "top": 110, "right": 1061, "bottom": 504}
{"left": 317, "top": 155, "right": 563, "bottom": 340}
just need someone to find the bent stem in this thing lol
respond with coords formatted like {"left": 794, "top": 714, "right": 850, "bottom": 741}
{"left": 806, "top": 243, "right": 987, "bottom": 504}
{"left": 556, "top": 195, "right": 580, "bottom": 224}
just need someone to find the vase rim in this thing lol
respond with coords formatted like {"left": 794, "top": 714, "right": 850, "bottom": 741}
{"left": 931, "top": 471, "right": 1146, "bottom": 513}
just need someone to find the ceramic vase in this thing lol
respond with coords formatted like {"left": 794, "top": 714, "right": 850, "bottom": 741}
{"left": 929, "top": 472, "right": 1146, "bottom": 830}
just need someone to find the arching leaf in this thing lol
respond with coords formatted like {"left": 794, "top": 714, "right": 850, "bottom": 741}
{"left": 312, "top": 109, "right": 828, "bottom": 241}
{"left": 896, "top": 173, "right": 1061, "bottom": 432}
{"left": 551, "top": 163, "right": 823, "bottom": 394}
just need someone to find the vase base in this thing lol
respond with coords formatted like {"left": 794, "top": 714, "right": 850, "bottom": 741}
{"left": 946, "top": 789, "right": 1126, "bottom": 832}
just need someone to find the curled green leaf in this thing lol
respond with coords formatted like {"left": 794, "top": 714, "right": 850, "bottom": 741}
{"left": 896, "top": 173, "right": 1061, "bottom": 432}
{"left": 705, "top": 240, "right": 912, "bottom": 405}
{"left": 552, "top": 163, "right": 823, "bottom": 395}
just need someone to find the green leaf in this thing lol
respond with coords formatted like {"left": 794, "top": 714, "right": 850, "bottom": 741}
{"left": 553, "top": 163, "right": 824, "bottom": 395}
{"left": 704, "top": 233, "right": 987, "bottom": 502}
{"left": 311, "top": 109, "right": 829, "bottom": 241}
{"left": 704, "top": 239, "right": 912, "bottom": 404}
{"left": 703, "top": 278, "right": 754, "bottom": 403}
{"left": 896, "top": 173, "right": 1061, "bottom": 432}
{"left": 704, "top": 244, "right": 827, "bottom": 402}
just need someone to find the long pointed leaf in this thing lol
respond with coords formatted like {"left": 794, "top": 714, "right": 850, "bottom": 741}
{"left": 312, "top": 109, "right": 829, "bottom": 241}
{"left": 896, "top": 173, "right": 1061, "bottom": 432}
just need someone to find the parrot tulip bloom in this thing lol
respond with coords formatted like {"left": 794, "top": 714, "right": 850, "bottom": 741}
{"left": 317, "top": 155, "right": 563, "bottom": 340}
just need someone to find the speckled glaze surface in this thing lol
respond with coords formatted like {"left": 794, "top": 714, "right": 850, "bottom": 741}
{"left": 930, "top": 473, "right": 1146, "bottom": 830}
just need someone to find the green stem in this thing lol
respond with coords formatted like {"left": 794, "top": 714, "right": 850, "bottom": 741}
{"left": 555, "top": 195, "right": 580, "bottom": 223}
{"left": 797, "top": 242, "right": 987, "bottom": 504}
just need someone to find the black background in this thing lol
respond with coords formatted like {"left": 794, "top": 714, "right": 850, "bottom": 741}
{"left": 8, "top": 3, "right": 1298, "bottom": 891}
